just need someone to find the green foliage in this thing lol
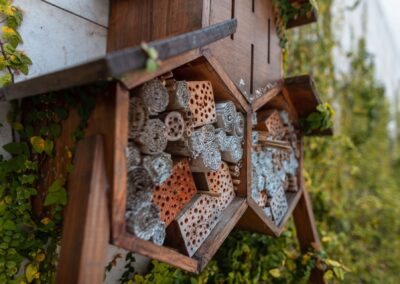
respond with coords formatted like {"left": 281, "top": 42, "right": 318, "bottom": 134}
{"left": 141, "top": 43, "right": 160, "bottom": 73}
{"left": 0, "top": 84, "right": 100, "bottom": 282}
{"left": 301, "top": 102, "right": 335, "bottom": 133}
{"left": 0, "top": 0, "right": 32, "bottom": 87}
{"left": 272, "top": 0, "right": 318, "bottom": 48}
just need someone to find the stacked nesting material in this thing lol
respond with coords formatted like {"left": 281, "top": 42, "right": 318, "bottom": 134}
{"left": 124, "top": 75, "right": 244, "bottom": 251}
{"left": 251, "top": 110, "right": 299, "bottom": 225}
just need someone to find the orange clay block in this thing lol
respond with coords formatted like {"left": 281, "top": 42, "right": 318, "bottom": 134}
{"left": 169, "top": 162, "right": 235, "bottom": 257}
{"left": 152, "top": 159, "right": 197, "bottom": 226}
{"left": 256, "top": 110, "right": 286, "bottom": 139}
{"left": 187, "top": 81, "right": 217, "bottom": 127}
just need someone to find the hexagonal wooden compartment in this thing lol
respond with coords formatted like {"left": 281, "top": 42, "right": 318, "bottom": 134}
{"left": 112, "top": 53, "right": 251, "bottom": 273}
{"left": 236, "top": 75, "right": 331, "bottom": 236}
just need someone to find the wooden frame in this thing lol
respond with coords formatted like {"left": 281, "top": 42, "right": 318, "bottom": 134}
{"left": 111, "top": 51, "right": 251, "bottom": 273}
{"left": 237, "top": 74, "right": 332, "bottom": 237}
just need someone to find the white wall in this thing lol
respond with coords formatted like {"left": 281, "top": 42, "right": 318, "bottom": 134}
{"left": 12, "top": 0, "right": 109, "bottom": 82}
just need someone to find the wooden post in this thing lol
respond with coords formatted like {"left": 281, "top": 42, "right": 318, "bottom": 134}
{"left": 293, "top": 189, "right": 325, "bottom": 284}
{"left": 56, "top": 135, "right": 110, "bottom": 284}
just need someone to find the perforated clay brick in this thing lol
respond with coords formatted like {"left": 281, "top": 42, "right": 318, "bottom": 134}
{"left": 152, "top": 159, "right": 197, "bottom": 226}
{"left": 174, "top": 162, "right": 235, "bottom": 256}
{"left": 187, "top": 81, "right": 217, "bottom": 127}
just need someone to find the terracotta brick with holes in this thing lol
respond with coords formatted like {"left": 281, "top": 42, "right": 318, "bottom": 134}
{"left": 152, "top": 159, "right": 197, "bottom": 226}
{"left": 166, "top": 162, "right": 235, "bottom": 256}
{"left": 187, "top": 81, "right": 217, "bottom": 127}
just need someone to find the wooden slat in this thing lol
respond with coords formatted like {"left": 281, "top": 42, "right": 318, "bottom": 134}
{"left": 251, "top": 80, "right": 284, "bottom": 111}
{"left": 237, "top": 197, "right": 279, "bottom": 236}
{"left": 286, "top": 6, "right": 318, "bottom": 29}
{"left": 115, "top": 233, "right": 200, "bottom": 273}
{"left": 56, "top": 135, "right": 109, "bottom": 284}
{"left": 284, "top": 75, "right": 321, "bottom": 118}
{"left": 194, "top": 197, "right": 247, "bottom": 271}
{"left": 1, "top": 19, "right": 237, "bottom": 101}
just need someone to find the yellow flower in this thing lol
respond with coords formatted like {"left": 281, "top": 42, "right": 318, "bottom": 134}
{"left": 41, "top": 217, "right": 50, "bottom": 225}
{"left": 4, "top": 6, "right": 16, "bottom": 16}
{"left": 2, "top": 26, "right": 15, "bottom": 36}
{"left": 35, "top": 253, "right": 45, "bottom": 262}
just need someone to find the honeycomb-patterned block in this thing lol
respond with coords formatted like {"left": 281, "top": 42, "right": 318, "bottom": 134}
{"left": 256, "top": 110, "right": 286, "bottom": 139}
{"left": 169, "top": 162, "right": 235, "bottom": 257}
{"left": 187, "top": 81, "right": 217, "bottom": 127}
{"left": 152, "top": 159, "right": 197, "bottom": 226}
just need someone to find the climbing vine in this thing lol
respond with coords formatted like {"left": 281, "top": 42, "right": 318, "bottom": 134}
{"left": 0, "top": 85, "right": 98, "bottom": 283}
{"left": 272, "top": 0, "right": 318, "bottom": 48}
{"left": 0, "top": 0, "right": 32, "bottom": 87}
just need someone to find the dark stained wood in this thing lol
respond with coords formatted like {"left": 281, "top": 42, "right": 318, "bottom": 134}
{"left": 56, "top": 135, "right": 109, "bottom": 284}
{"left": 284, "top": 75, "right": 321, "bottom": 118}
{"left": 1, "top": 20, "right": 237, "bottom": 101}
{"left": 194, "top": 197, "right": 247, "bottom": 271}
{"left": 251, "top": 80, "right": 284, "bottom": 112}
{"left": 237, "top": 197, "right": 279, "bottom": 236}
{"left": 107, "top": 0, "right": 204, "bottom": 51}
{"left": 286, "top": 5, "right": 318, "bottom": 29}
{"left": 115, "top": 233, "right": 200, "bottom": 273}
{"left": 208, "top": 0, "right": 283, "bottom": 97}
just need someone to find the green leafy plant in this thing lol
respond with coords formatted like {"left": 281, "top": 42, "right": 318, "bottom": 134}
{"left": 141, "top": 43, "right": 160, "bottom": 73}
{"left": 301, "top": 102, "right": 335, "bottom": 134}
{"left": 0, "top": 0, "right": 32, "bottom": 87}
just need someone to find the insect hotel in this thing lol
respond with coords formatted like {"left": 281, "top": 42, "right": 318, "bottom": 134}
{"left": 0, "top": 0, "right": 330, "bottom": 283}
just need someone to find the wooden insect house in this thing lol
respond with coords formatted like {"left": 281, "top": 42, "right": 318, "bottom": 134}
{"left": 0, "top": 0, "right": 330, "bottom": 282}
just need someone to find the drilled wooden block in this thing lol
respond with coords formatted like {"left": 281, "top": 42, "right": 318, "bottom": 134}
{"left": 152, "top": 159, "right": 197, "bottom": 226}
{"left": 270, "top": 187, "right": 288, "bottom": 225}
{"left": 168, "top": 162, "right": 235, "bottom": 257}
{"left": 187, "top": 81, "right": 217, "bottom": 127}
{"left": 256, "top": 110, "right": 286, "bottom": 139}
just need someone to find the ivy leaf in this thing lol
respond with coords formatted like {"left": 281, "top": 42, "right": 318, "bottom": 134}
{"left": 49, "top": 123, "right": 61, "bottom": 138}
{"left": 0, "top": 73, "right": 12, "bottom": 87}
{"left": 3, "top": 142, "right": 29, "bottom": 156}
{"left": 12, "top": 122, "right": 23, "bottom": 131}
{"left": 146, "top": 59, "right": 159, "bottom": 73}
{"left": 44, "top": 140, "right": 54, "bottom": 156}
{"left": 25, "top": 263, "right": 38, "bottom": 283}
{"left": 3, "top": 220, "right": 16, "bottom": 230}
{"left": 30, "top": 136, "right": 45, "bottom": 154}
{"left": 44, "top": 179, "right": 67, "bottom": 206}
{"left": 269, "top": 268, "right": 281, "bottom": 278}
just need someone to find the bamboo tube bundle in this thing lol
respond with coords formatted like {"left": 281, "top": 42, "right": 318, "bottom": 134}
{"left": 215, "top": 101, "right": 237, "bottom": 133}
{"left": 234, "top": 112, "right": 245, "bottom": 139}
{"left": 126, "top": 141, "right": 141, "bottom": 171}
{"left": 142, "top": 153, "right": 173, "bottom": 186}
{"left": 215, "top": 128, "right": 228, "bottom": 151}
{"left": 166, "top": 80, "right": 190, "bottom": 110}
{"left": 269, "top": 186, "right": 288, "bottom": 225}
{"left": 229, "top": 164, "right": 240, "bottom": 178}
{"left": 136, "top": 119, "right": 168, "bottom": 155}
{"left": 127, "top": 166, "right": 154, "bottom": 193}
{"left": 126, "top": 203, "right": 166, "bottom": 244}
{"left": 126, "top": 190, "right": 153, "bottom": 215}
{"left": 128, "top": 97, "right": 148, "bottom": 139}
{"left": 190, "top": 142, "right": 221, "bottom": 172}
{"left": 163, "top": 111, "right": 185, "bottom": 141}
{"left": 286, "top": 174, "right": 298, "bottom": 192}
{"left": 140, "top": 78, "right": 169, "bottom": 115}
{"left": 221, "top": 135, "right": 243, "bottom": 163}
{"left": 181, "top": 109, "right": 194, "bottom": 138}
{"left": 257, "top": 190, "right": 268, "bottom": 207}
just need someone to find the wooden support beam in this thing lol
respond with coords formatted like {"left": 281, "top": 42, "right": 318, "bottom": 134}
{"left": 56, "top": 135, "right": 109, "bottom": 284}
{"left": 293, "top": 189, "right": 325, "bottom": 284}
